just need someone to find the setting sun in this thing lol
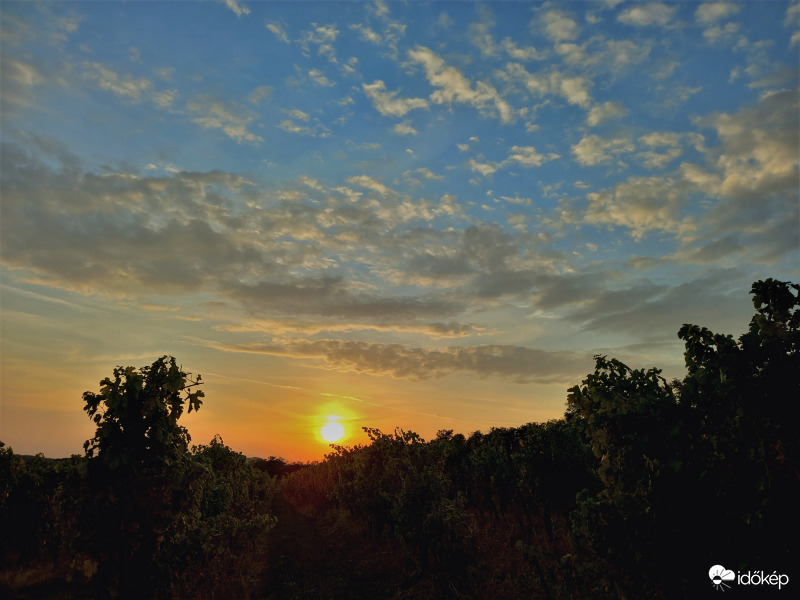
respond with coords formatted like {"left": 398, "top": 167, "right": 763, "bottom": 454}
{"left": 321, "top": 420, "right": 345, "bottom": 443}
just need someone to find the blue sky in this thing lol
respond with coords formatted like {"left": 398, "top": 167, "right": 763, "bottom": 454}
{"left": 1, "top": 0, "right": 798, "bottom": 460}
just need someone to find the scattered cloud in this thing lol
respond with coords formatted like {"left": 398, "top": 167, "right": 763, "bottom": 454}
{"left": 346, "top": 174, "right": 394, "bottom": 196}
{"left": 266, "top": 21, "right": 289, "bottom": 43}
{"left": 695, "top": 2, "right": 741, "bottom": 25}
{"left": 247, "top": 85, "right": 273, "bottom": 105}
{"left": 187, "top": 95, "right": 263, "bottom": 143}
{"left": 82, "top": 62, "right": 153, "bottom": 102}
{"left": 586, "top": 101, "right": 628, "bottom": 126}
{"left": 504, "top": 63, "right": 592, "bottom": 108}
{"left": 408, "top": 45, "right": 516, "bottom": 123}
{"left": 571, "top": 134, "right": 634, "bottom": 166}
{"left": 505, "top": 145, "right": 560, "bottom": 168}
{"left": 541, "top": 9, "right": 580, "bottom": 42}
{"left": 583, "top": 174, "right": 695, "bottom": 240}
{"left": 2, "top": 0, "right": 796, "bottom": 459}
{"left": 636, "top": 131, "right": 684, "bottom": 169}
{"left": 617, "top": 2, "right": 677, "bottom": 27}
{"left": 220, "top": 0, "right": 250, "bottom": 18}
{"left": 502, "top": 38, "right": 544, "bottom": 61}
{"left": 308, "top": 68, "right": 334, "bottom": 87}
{"left": 469, "top": 145, "right": 560, "bottom": 178}
{"left": 363, "top": 80, "right": 428, "bottom": 117}
{"left": 393, "top": 122, "right": 417, "bottom": 135}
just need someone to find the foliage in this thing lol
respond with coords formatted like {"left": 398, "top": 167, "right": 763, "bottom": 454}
{"left": 82, "top": 355, "right": 204, "bottom": 474}
{"left": 2, "top": 280, "right": 796, "bottom": 599}
{"left": 567, "top": 278, "right": 799, "bottom": 597}
{"left": 282, "top": 421, "right": 597, "bottom": 597}
{"left": 277, "top": 279, "right": 798, "bottom": 598}
{"left": 157, "top": 436, "right": 278, "bottom": 599}
{"left": 0, "top": 357, "right": 277, "bottom": 600}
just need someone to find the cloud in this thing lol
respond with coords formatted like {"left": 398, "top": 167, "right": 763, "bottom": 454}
{"left": 351, "top": 23, "right": 382, "bottom": 45}
{"left": 155, "top": 67, "right": 175, "bottom": 82}
{"left": 664, "top": 85, "right": 703, "bottom": 107}
{"left": 219, "top": 316, "right": 484, "bottom": 340}
{"left": 392, "top": 224, "right": 564, "bottom": 301}
{"left": 468, "top": 159, "right": 499, "bottom": 177}
{"left": 83, "top": 62, "right": 153, "bottom": 102}
{"left": 308, "top": 68, "right": 334, "bottom": 87}
{"left": 347, "top": 174, "right": 394, "bottom": 196}
{"left": 300, "top": 23, "right": 338, "bottom": 46}
{"left": 636, "top": 131, "right": 684, "bottom": 169}
{"left": 559, "top": 75, "right": 592, "bottom": 107}
{"left": 787, "top": 2, "right": 800, "bottom": 46}
{"left": 571, "top": 134, "right": 634, "bottom": 166}
{"left": 297, "top": 22, "right": 340, "bottom": 65}
{"left": 283, "top": 108, "right": 311, "bottom": 121}
{"left": 703, "top": 22, "right": 741, "bottom": 45}
{"left": 84, "top": 62, "right": 289, "bottom": 145}
{"left": 469, "top": 18, "right": 498, "bottom": 57}
{"left": 554, "top": 37, "right": 652, "bottom": 75}
{"left": 153, "top": 89, "right": 178, "bottom": 108}
{"left": 211, "top": 339, "right": 592, "bottom": 383}
{"left": 403, "top": 168, "right": 444, "bottom": 186}
{"left": 0, "top": 144, "right": 485, "bottom": 333}
{"left": 227, "top": 277, "right": 464, "bottom": 325}
{"left": 266, "top": 22, "right": 289, "bottom": 43}
{"left": 0, "top": 147, "right": 266, "bottom": 296}
{"left": 219, "top": 0, "right": 250, "bottom": 18}
{"left": 541, "top": 9, "right": 579, "bottom": 42}
{"left": 350, "top": 18, "right": 406, "bottom": 59}
{"left": 505, "top": 145, "right": 560, "bottom": 167}
{"left": 186, "top": 95, "right": 263, "bottom": 144}
{"left": 502, "top": 38, "right": 544, "bottom": 61}
{"left": 279, "top": 120, "right": 311, "bottom": 135}
{"left": 567, "top": 270, "right": 754, "bottom": 340}
{"left": 674, "top": 88, "right": 800, "bottom": 264}
{"left": 407, "top": 45, "right": 516, "bottom": 123}
{"left": 695, "top": 2, "right": 741, "bottom": 24}
{"left": 696, "top": 88, "right": 799, "bottom": 200}
{"left": 0, "top": 54, "right": 63, "bottom": 122}
{"left": 247, "top": 85, "right": 273, "bottom": 105}
{"left": 584, "top": 174, "right": 695, "bottom": 240}
{"left": 587, "top": 101, "right": 628, "bottom": 126}
{"left": 363, "top": 80, "right": 428, "bottom": 117}
{"left": 393, "top": 122, "right": 418, "bottom": 135}
{"left": 618, "top": 2, "right": 677, "bottom": 26}
{"left": 504, "top": 63, "right": 592, "bottom": 108}
{"left": 468, "top": 145, "right": 559, "bottom": 178}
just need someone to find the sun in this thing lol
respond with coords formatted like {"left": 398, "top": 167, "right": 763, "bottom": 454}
{"left": 321, "top": 420, "right": 345, "bottom": 443}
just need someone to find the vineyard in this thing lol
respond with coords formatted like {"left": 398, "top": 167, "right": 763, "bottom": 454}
{"left": 1, "top": 279, "right": 797, "bottom": 599}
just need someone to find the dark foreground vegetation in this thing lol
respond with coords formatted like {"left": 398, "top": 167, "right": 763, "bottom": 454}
{"left": 1, "top": 279, "right": 797, "bottom": 599}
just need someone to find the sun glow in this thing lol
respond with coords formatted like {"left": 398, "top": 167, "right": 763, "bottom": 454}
{"left": 321, "top": 419, "right": 345, "bottom": 443}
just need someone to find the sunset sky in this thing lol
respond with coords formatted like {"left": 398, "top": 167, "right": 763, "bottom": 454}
{"left": 1, "top": 0, "right": 798, "bottom": 462}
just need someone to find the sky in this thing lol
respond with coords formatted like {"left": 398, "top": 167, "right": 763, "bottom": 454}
{"left": 1, "top": 0, "right": 798, "bottom": 462}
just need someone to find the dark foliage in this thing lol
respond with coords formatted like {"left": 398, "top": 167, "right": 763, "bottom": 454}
{"left": 1, "top": 280, "right": 797, "bottom": 599}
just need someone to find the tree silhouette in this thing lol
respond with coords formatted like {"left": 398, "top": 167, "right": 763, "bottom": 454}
{"left": 81, "top": 356, "right": 204, "bottom": 599}
{"left": 83, "top": 355, "right": 203, "bottom": 473}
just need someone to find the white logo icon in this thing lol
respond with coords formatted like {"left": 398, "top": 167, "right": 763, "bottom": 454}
{"left": 709, "top": 565, "right": 736, "bottom": 591}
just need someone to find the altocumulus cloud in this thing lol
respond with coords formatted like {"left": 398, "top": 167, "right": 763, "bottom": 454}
{"left": 209, "top": 339, "right": 593, "bottom": 384}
